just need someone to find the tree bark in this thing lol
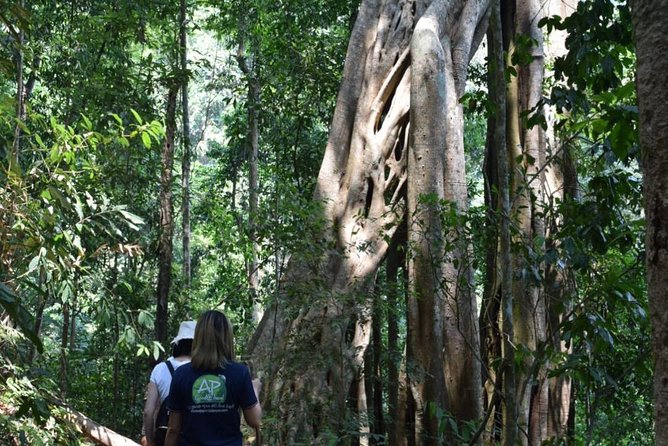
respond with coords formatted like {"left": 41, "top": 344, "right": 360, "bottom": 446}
{"left": 156, "top": 86, "right": 178, "bottom": 346}
{"left": 61, "top": 406, "right": 140, "bottom": 446}
{"left": 236, "top": 33, "right": 263, "bottom": 325}
{"left": 60, "top": 302, "right": 70, "bottom": 397}
{"left": 501, "top": 0, "right": 548, "bottom": 443}
{"left": 387, "top": 230, "right": 405, "bottom": 446}
{"left": 180, "top": 0, "right": 192, "bottom": 289}
{"left": 483, "top": 1, "right": 518, "bottom": 445}
{"left": 542, "top": 2, "right": 576, "bottom": 439}
{"left": 247, "top": 0, "right": 490, "bottom": 442}
{"left": 370, "top": 293, "right": 385, "bottom": 444}
{"left": 632, "top": 1, "right": 668, "bottom": 445}
{"left": 10, "top": 0, "right": 25, "bottom": 171}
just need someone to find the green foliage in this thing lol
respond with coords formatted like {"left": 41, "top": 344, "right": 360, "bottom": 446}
{"left": 536, "top": 1, "right": 650, "bottom": 443}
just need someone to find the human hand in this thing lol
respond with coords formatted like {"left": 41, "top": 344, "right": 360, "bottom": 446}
{"left": 140, "top": 436, "right": 148, "bottom": 446}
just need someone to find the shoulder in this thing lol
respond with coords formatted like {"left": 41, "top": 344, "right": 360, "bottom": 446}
{"left": 225, "top": 361, "right": 251, "bottom": 377}
{"left": 149, "top": 361, "right": 168, "bottom": 383}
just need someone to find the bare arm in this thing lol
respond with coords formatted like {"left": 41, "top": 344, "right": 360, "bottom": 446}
{"left": 242, "top": 403, "right": 262, "bottom": 429}
{"left": 142, "top": 382, "right": 160, "bottom": 445}
{"left": 164, "top": 410, "right": 183, "bottom": 446}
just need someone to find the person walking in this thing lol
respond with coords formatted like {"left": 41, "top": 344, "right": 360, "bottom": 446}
{"left": 142, "top": 320, "right": 196, "bottom": 446}
{"left": 165, "top": 310, "right": 261, "bottom": 446}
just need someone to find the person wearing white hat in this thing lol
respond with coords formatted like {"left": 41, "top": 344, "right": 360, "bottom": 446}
{"left": 141, "top": 321, "right": 196, "bottom": 446}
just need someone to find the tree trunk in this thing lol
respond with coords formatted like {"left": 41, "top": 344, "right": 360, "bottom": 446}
{"left": 501, "top": 0, "right": 548, "bottom": 443}
{"left": 632, "top": 1, "right": 668, "bottom": 445}
{"left": 542, "top": 2, "right": 576, "bottom": 440}
{"left": 60, "top": 406, "right": 140, "bottom": 446}
{"left": 247, "top": 0, "right": 490, "bottom": 442}
{"left": 407, "top": 2, "right": 484, "bottom": 439}
{"left": 156, "top": 86, "right": 178, "bottom": 346}
{"left": 483, "top": 1, "right": 575, "bottom": 444}
{"left": 10, "top": 0, "right": 25, "bottom": 171}
{"left": 482, "top": 1, "right": 517, "bottom": 444}
{"left": 236, "top": 34, "right": 263, "bottom": 325}
{"left": 387, "top": 229, "right": 405, "bottom": 446}
{"left": 370, "top": 293, "right": 385, "bottom": 444}
{"left": 60, "top": 302, "right": 70, "bottom": 397}
{"left": 180, "top": 0, "right": 192, "bottom": 289}
{"left": 247, "top": 76, "right": 261, "bottom": 324}
{"left": 352, "top": 300, "right": 373, "bottom": 446}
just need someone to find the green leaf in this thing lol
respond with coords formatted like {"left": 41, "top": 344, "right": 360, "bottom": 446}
{"left": 34, "top": 134, "right": 46, "bottom": 148}
{"left": 138, "top": 310, "right": 154, "bottom": 329}
{"left": 130, "top": 108, "right": 143, "bottom": 125}
{"left": 153, "top": 341, "right": 163, "bottom": 361}
{"left": 74, "top": 196, "right": 84, "bottom": 221}
{"left": 141, "top": 132, "right": 151, "bottom": 149}
{"left": 0, "top": 284, "right": 43, "bottom": 352}
{"left": 110, "top": 113, "right": 123, "bottom": 125}
{"left": 80, "top": 113, "right": 93, "bottom": 130}
{"left": 120, "top": 209, "right": 144, "bottom": 229}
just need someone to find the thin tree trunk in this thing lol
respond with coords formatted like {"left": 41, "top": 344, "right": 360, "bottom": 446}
{"left": 180, "top": 0, "right": 192, "bottom": 289}
{"left": 27, "top": 271, "right": 47, "bottom": 364}
{"left": 60, "top": 302, "right": 70, "bottom": 397}
{"left": 236, "top": 36, "right": 263, "bottom": 325}
{"left": 632, "top": 1, "right": 668, "bottom": 445}
{"left": 395, "top": 350, "right": 413, "bottom": 446}
{"left": 10, "top": 0, "right": 25, "bottom": 171}
{"left": 387, "top": 230, "right": 404, "bottom": 446}
{"left": 112, "top": 310, "right": 120, "bottom": 428}
{"left": 370, "top": 294, "right": 385, "bottom": 444}
{"left": 248, "top": 76, "right": 261, "bottom": 323}
{"left": 156, "top": 86, "right": 178, "bottom": 346}
{"left": 352, "top": 303, "right": 373, "bottom": 446}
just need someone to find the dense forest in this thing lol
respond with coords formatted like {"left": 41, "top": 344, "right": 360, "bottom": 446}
{"left": 1, "top": 0, "right": 666, "bottom": 444}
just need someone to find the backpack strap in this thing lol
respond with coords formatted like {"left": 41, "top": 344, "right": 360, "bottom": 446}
{"left": 155, "top": 360, "right": 176, "bottom": 434}
{"left": 164, "top": 360, "right": 175, "bottom": 377}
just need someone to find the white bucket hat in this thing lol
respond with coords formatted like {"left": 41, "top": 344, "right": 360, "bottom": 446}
{"left": 171, "top": 320, "right": 196, "bottom": 345}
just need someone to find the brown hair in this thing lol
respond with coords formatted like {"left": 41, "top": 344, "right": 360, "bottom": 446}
{"left": 191, "top": 310, "right": 235, "bottom": 370}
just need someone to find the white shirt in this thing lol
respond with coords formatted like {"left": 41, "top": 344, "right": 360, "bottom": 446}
{"left": 149, "top": 357, "right": 190, "bottom": 402}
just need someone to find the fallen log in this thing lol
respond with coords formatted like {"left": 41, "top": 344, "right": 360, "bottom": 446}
{"left": 60, "top": 406, "right": 140, "bottom": 446}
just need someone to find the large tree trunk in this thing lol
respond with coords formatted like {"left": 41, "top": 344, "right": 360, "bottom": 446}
{"left": 407, "top": 2, "right": 485, "bottom": 440}
{"left": 632, "top": 1, "right": 668, "bottom": 445}
{"left": 156, "top": 86, "right": 178, "bottom": 346}
{"left": 248, "top": 0, "right": 490, "bottom": 442}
